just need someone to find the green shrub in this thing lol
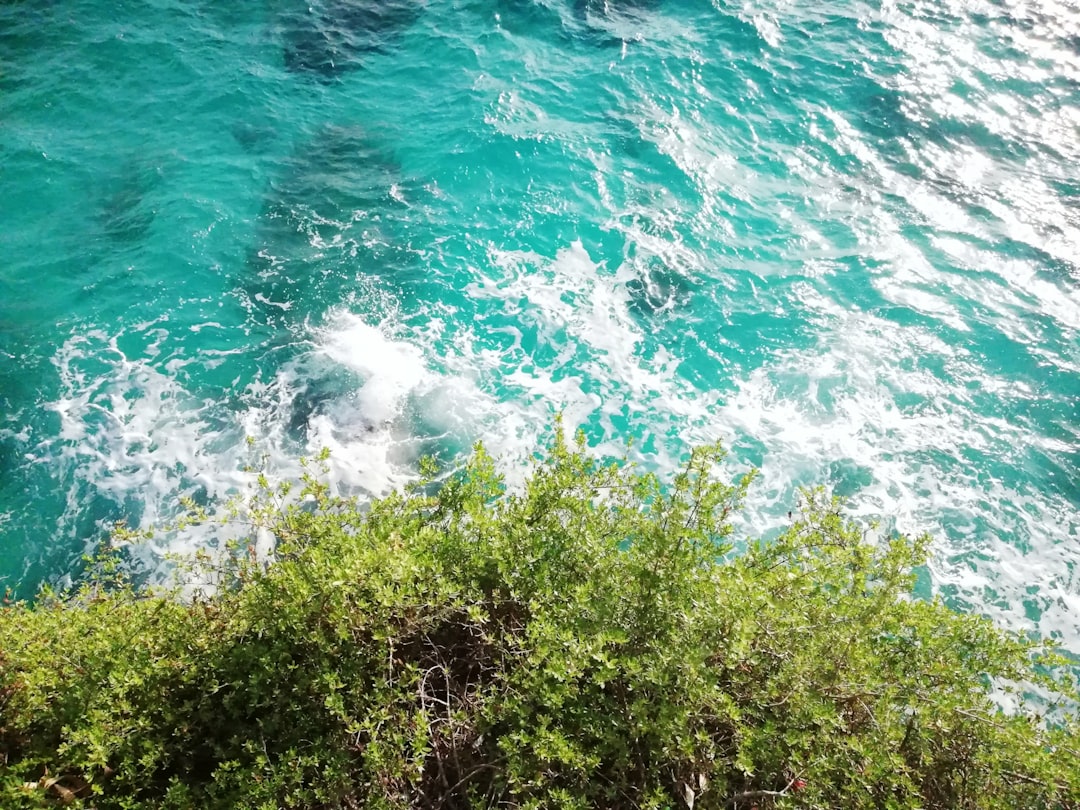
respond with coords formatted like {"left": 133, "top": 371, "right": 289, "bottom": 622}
{"left": 1, "top": 424, "right": 1077, "bottom": 809}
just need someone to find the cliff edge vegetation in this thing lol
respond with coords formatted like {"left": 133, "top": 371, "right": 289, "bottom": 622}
{"left": 2, "top": 424, "right": 1078, "bottom": 809}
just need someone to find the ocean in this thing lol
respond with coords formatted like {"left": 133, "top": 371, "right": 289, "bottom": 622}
{"left": 1, "top": 0, "right": 1078, "bottom": 646}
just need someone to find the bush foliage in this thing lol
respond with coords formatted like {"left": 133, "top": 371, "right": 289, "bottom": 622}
{"left": 1, "top": 425, "right": 1078, "bottom": 809}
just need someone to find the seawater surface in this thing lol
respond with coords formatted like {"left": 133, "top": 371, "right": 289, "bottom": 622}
{"left": 1, "top": 0, "right": 1078, "bottom": 643}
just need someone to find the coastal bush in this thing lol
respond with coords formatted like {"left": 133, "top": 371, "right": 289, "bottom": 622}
{"left": 1, "top": 424, "right": 1078, "bottom": 809}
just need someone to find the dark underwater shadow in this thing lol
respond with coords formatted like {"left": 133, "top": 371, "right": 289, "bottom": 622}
{"left": 281, "top": 360, "right": 385, "bottom": 444}
{"left": 277, "top": 0, "right": 424, "bottom": 81}
{"left": 231, "top": 120, "right": 280, "bottom": 154}
{"left": 0, "top": 0, "right": 64, "bottom": 93}
{"left": 96, "top": 162, "right": 162, "bottom": 244}
{"left": 238, "top": 124, "right": 421, "bottom": 333}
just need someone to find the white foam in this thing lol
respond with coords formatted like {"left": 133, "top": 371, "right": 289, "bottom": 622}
{"left": 465, "top": 240, "right": 713, "bottom": 452}
{"left": 36, "top": 332, "right": 253, "bottom": 567}
{"left": 320, "top": 314, "right": 429, "bottom": 426}
{"left": 714, "top": 310, "right": 1080, "bottom": 644}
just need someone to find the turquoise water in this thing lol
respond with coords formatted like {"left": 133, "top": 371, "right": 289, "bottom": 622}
{"left": 1, "top": 0, "right": 1077, "bottom": 640}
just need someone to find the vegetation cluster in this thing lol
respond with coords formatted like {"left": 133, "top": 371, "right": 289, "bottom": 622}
{"left": 1, "top": 427, "right": 1078, "bottom": 809}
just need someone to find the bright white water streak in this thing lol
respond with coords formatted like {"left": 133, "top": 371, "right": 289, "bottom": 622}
{"left": 1, "top": 0, "right": 1077, "bottom": 653}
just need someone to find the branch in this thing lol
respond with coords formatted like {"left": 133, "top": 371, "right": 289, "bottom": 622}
{"left": 726, "top": 777, "right": 798, "bottom": 807}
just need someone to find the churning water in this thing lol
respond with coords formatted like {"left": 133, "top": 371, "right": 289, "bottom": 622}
{"left": 1, "top": 0, "right": 1078, "bottom": 645}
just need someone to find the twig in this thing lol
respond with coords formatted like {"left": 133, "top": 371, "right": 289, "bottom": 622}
{"left": 442, "top": 758, "right": 506, "bottom": 801}
{"left": 726, "top": 777, "right": 798, "bottom": 807}
{"left": 1002, "top": 769, "right": 1046, "bottom": 787}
